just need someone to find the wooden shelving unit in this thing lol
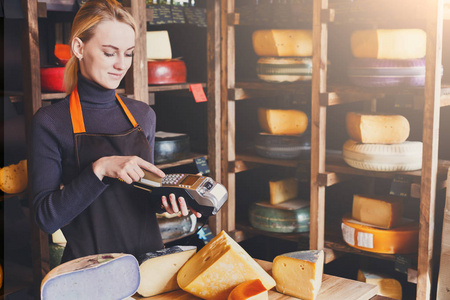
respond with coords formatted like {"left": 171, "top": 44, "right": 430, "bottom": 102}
{"left": 309, "top": 1, "right": 447, "bottom": 300}
{"left": 218, "top": 0, "right": 448, "bottom": 299}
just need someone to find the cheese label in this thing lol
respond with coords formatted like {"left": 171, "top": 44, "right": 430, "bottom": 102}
{"left": 341, "top": 223, "right": 355, "bottom": 246}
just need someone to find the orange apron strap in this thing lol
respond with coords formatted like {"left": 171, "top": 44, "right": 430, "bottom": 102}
{"left": 70, "top": 87, "right": 86, "bottom": 134}
{"left": 70, "top": 88, "right": 138, "bottom": 134}
{"left": 115, "top": 93, "right": 138, "bottom": 128}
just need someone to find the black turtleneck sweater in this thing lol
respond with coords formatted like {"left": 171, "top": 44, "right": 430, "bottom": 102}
{"left": 30, "top": 75, "right": 157, "bottom": 234}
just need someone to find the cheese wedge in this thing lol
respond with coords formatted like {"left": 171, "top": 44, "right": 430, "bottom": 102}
{"left": 346, "top": 112, "right": 410, "bottom": 144}
{"left": 41, "top": 253, "right": 140, "bottom": 300}
{"left": 252, "top": 30, "right": 313, "bottom": 57}
{"left": 269, "top": 178, "right": 298, "bottom": 205}
{"left": 258, "top": 108, "right": 308, "bottom": 135}
{"left": 228, "top": 279, "right": 268, "bottom": 300}
{"left": 177, "top": 231, "right": 276, "bottom": 299}
{"left": 352, "top": 194, "right": 403, "bottom": 229}
{"left": 272, "top": 250, "right": 324, "bottom": 300}
{"left": 0, "top": 160, "right": 27, "bottom": 194}
{"left": 357, "top": 269, "right": 402, "bottom": 300}
{"left": 137, "top": 245, "right": 197, "bottom": 297}
{"left": 146, "top": 31, "right": 172, "bottom": 60}
{"left": 351, "top": 29, "right": 426, "bottom": 59}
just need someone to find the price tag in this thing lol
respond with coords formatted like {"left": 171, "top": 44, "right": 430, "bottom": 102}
{"left": 390, "top": 175, "right": 413, "bottom": 197}
{"left": 189, "top": 84, "right": 207, "bottom": 103}
{"left": 194, "top": 156, "right": 210, "bottom": 175}
{"left": 395, "top": 255, "right": 412, "bottom": 274}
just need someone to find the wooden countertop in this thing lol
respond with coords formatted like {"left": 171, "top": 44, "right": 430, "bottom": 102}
{"left": 134, "top": 259, "right": 379, "bottom": 300}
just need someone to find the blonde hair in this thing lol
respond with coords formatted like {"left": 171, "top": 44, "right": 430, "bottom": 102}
{"left": 64, "top": 0, "right": 137, "bottom": 94}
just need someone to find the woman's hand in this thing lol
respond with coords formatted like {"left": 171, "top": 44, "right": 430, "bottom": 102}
{"left": 92, "top": 155, "right": 165, "bottom": 183}
{"left": 161, "top": 194, "right": 202, "bottom": 218}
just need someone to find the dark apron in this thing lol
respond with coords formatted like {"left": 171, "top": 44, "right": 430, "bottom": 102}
{"left": 60, "top": 87, "right": 163, "bottom": 262}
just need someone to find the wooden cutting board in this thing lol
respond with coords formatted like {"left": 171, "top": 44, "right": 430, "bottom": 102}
{"left": 135, "top": 259, "right": 378, "bottom": 300}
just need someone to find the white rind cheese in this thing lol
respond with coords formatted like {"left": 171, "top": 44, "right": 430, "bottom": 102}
{"left": 41, "top": 253, "right": 140, "bottom": 300}
{"left": 177, "top": 231, "right": 276, "bottom": 299}
{"left": 272, "top": 250, "right": 324, "bottom": 300}
{"left": 342, "top": 139, "right": 422, "bottom": 172}
{"left": 137, "top": 245, "right": 197, "bottom": 297}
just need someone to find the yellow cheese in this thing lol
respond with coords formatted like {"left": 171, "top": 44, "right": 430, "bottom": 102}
{"left": 0, "top": 160, "right": 28, "bottom": 194}
{"left": 177, "top": 231, "right": 276, "bottom": 299}
{"left": 352, "top": 194, "right": 403, "bottom": 229}
{"left": 258, "top": 108, "right": 308, "bottom": 135}
{"left": 252, "top": 30, "right": 313, "bottom": 57}
{"left": 137, "top": 246, "right": 197, "bottom": 297}
{"left": 346, "top": 112, "right": 410, "bottom": 144}
{"left": 146, "top": 31, "right": 172, "bottom": 60}
{"left": 272, "top": 250, "right": 324, "bottom": 300}
{"left": 269, "top": 178, "right": 298, "bottom": 205}
{"left": 351, "top": 29, "right": 426, "bottom": 59}
{"left": 341, "top": 216, "right": 419, "bottom": 254}
{"left": 357, "top": 269, "right": 402, "bottom": 300}
{"left": 228, "top": 279, "right": 268, "bottom": 300}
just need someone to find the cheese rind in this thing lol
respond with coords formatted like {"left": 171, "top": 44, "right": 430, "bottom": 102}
{"left": 346, "top": 112, "right": 410, "bottom": 144}
{"left": 357, "top": 270, "right": 402, "bottom": 300}
{"left": 341, "top": 216, "right": 419, "bottom": 254}
{"left": 352, "top": 194, "right": 403, "bottom": 229}
{"left": 252, "top": 30, "right": 313, "bottom": 57}
{"left": 256, "top": 57, "right": 312, "bottom": 82}
{"left": 258, "top": 108, "right": 308, "bottom": 135}
{"left": 177, "top": 231, "right": 276, "bottom": 299}
{"left": 269, "top": 178, "right": 298, "bottom": 205}
{"left": 41, "top": 253, "right": 140, "bottom": 300}
{"left": 137, "top": 245, "right": 197, "bottom": 297}
{"left": 272, "top": 250, "right": 324, "bottom": 300}
{"left": 351, "top": 29, "right": 426, "bottom": 59}
{"left": 228, "top": 279, "right": 268, "bottom": 300}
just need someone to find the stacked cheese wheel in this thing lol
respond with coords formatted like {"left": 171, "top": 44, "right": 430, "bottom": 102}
{"left": 343, "top": 112, "right": 422, "bottom": 172}
{"left": 255, "top": 108, "right": 310, "bottom": 159}
{"left": 252, "top": 30, "right": 313, "bottom": 82}
{"left": 348, "top": 29, "right": 435, "bottom": 87}
{"left": 249, "top": 177, "right": 310, "bottom": 233}
{"left": 341, "top": 194, "right": 419, "bottom": 255}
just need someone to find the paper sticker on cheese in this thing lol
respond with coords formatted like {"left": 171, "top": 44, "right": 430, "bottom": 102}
{"left": 137, "top": 245, "right": 197, "bottom": 297}
{"left": 41, "top": 253, "right": 140, "bottom": 300}
{"left": 177, "top": 231, "right": 276, "bottom": 299}
{"left": 272, "top": 250, "right": 324, "bottom": 300}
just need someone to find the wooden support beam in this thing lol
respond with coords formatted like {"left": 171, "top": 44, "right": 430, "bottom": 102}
{"left": 417, "top": 0, "right": 444, "bottom": 299}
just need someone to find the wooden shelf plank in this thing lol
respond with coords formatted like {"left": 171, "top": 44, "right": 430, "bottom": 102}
{"left": 230, "top": 81, "right": 310, "bottom": 101}
{"left": 320, "top": 85, "right": 450, "bottom": 107}
{"left": 155, "top": 153, "right": 207, "bottom": 170}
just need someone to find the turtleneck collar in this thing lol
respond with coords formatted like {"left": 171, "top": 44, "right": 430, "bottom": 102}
{"left": 77, "top": 72, "right": 117, "bottom": 108}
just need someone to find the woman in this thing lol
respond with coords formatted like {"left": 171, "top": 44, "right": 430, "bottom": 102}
{"left": 30, "top": 0, "right": 200, "bottom": 263}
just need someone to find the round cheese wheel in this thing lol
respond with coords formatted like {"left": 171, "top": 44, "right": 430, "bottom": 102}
{"left": 346, "top": 112, "right": 410, "bottom": 144}
{"left": 347, "top": 58, "right": 430, "bottom": 87}
{"left": 255, "top": 133, "right": 310, "bottom": 160}
{"left": 341, "top": 216, "right": 419, "bottom": 254}
{"left": 342, "top": 139, "right": 422, "bottom": 172}
{"left": 147, "top": 59, "right": 186, "bottom": 85}
{"left": 0, "top": 160, "right": 28, "bottom": 194}
{"left": 252, "top": 30, "right": 313, "bottom": 57}
{"left": 249, "top": 200, "right": 310, "bottom": 233}
{"left": 154, "top": 132, "right": 190, "bottom": 164}
{"left": 40, "top": 67, "right": 65, "bottom": 92}
{"left": 256, "top": 57, "right": 312, "bottom": 82}
{"left": 350, "top": 29, "right": 426, "bottom": 59}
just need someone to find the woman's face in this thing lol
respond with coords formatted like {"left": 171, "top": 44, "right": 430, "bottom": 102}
{"left": 75, "top": 20, "right": 135, "bottom": 90}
